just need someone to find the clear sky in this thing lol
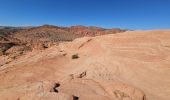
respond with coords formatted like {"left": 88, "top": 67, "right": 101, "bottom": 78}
{"left": 0, "top": 0, "right": 170, "bottom": 30}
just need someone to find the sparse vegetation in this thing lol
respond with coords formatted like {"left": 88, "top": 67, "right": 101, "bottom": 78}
{"left": 0, "top": 51, "right": 3, "bottom": 56}
{"left": 72, "top": 53, "right": 79, "bottom": 59}
{"left": 0, "top": 25, "right": 125, "bottom": 57}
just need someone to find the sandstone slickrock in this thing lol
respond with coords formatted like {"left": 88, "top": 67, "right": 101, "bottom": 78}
{"left": 0, "top": 30, "right": 170, "bottom": 100}
{"left": 0, "top": 25, "right": 126, "bottom": 64}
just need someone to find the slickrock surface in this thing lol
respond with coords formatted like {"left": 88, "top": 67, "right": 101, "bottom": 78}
{"left": 0, "top": 30, "right": 170, "bottom": 100}
{"left": 0, "top": 25, "right": 125, "bottom": 63}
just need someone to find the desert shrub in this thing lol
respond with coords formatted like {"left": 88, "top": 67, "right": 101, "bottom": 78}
{"left": 72, "top": 53, "right": 79, "bottom": 59}
{"left": 0, "top": 51, "right": 3, "bottom": 56}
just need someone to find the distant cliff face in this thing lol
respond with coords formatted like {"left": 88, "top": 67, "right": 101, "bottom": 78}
{"left": 0, "top": 25, "right": 126, "bottom": 57}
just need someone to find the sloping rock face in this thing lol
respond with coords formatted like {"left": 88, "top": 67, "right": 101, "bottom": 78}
{"left": 0, "top": 25, "right": 125, "bottom": 59}
{"left": 0, "top": 30, "right": 170, "bottom": 100}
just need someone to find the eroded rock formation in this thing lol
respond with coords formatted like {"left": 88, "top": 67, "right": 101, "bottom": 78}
{"left": 0, "top": 30, "right": 170, "bottom": 100}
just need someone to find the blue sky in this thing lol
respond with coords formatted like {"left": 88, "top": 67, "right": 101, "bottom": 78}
{"left": 0, "top": 0, "right": 170, "bottom": 30}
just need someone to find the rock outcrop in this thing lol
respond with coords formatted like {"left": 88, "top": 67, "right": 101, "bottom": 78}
{"left": 0, "top": 30, "right": 170, "bottom": 100}
{"left": 0, "top": 25, "right": 126, "bottom": 58}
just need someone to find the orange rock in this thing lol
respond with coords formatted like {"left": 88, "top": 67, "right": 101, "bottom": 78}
{"left": 0, "top": 30, "right": 170, "bottom": 100}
